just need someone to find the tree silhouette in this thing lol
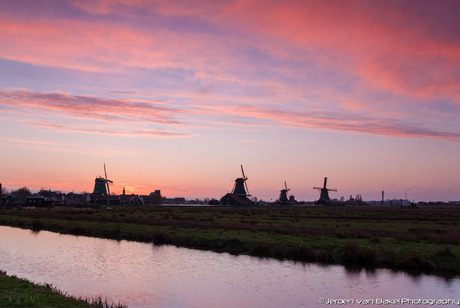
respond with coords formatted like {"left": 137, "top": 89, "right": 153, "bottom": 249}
{"left": 12, "top": 186, "right": 32, "bottom": 203}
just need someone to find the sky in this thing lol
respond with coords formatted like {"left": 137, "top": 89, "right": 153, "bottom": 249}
{"left": 1, "top": 0, "right": 460, "bottom": 202}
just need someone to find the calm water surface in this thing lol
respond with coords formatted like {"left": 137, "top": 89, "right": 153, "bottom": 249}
{"left": 0, "top": 226, "right": 458, "bottom": 307}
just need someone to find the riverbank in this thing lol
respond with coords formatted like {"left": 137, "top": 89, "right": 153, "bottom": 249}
{"left": 0, "top": 205, "right": 458, "bottom": 277}
{"left": 0, "top": 270, "right": 126, "bottom": 307}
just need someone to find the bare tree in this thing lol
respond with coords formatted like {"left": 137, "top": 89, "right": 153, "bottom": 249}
{"left": 12, "top": 187, "right": 32, "bottom": 203}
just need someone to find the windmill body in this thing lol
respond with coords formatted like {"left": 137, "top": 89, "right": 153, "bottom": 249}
{"left": 232, "top": 178, "right": 248, "bottom": 196}
{"left": 279, "top": 189, "right": 289, "bottom": 202}
{"left": 278, "top": 181, "right": 290, "bottom": 203}
{"left": 92, "top": 164, "right": 113, "bottom": 196}
{"left": 313, "top": 177, "right": 337, "bottom": 204}
{"left": 220, "top": 165, "right": 254, "bottom": 206}
{"left": 93, "top": 177, "right": 109, "bottom": 195}
{"left": 231, "top": 165, "right": 251, "bottom": 197}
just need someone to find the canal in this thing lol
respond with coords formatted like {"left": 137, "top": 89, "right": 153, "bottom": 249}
{"left": 0, "top": 226, "right": 458, "bottom": 307}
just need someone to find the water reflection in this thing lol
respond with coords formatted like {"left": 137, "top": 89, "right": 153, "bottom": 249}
{"left": 0, "top": 226, "right": 458, "bottom": 307}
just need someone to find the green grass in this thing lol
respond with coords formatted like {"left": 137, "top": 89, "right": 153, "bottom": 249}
{"left": 0, "top": 270, "right": 126, "bottom": 308}
{"left": 0, "top": 205, "right": 459, "bottom": 277}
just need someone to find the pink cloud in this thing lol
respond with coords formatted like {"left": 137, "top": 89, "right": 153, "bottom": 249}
{"left": 0, "top": 7, "right": 251, "bottom": 76}
{"left": 218, "top": 1, "right": 460, "bottom": 102}
{"left": 0, "top": 90, "right": 193, "bottom": 137}
{"left": 0, "top": 90, "right": 184, "bottom": 124}
{"left": 149, "top": 1, "right": 460, "bottom": 111}
{"left": 1, "top": 1, "right": 459, "bottom": 142}
{"left": 2, "top": 1, "right": 458, "bottom": 96}
{"left": 5, "top": 89, "right": 456, "bottom": 141}
{"left": 2, "top": 0, "right": 457, "bottom": 108}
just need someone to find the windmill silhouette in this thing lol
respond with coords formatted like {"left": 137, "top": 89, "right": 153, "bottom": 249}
{"left": 232, "top": 165, "right": 251, "bottom": 197}
{"left": 278, "top": 181, "right": 290, "bottom": 203}
{"left": 313, "top": 177, "right": 337, "bottom": 204}
{"left": 93, "top": 163, "right": 113, "bottom": 195}
{"left": 220, "top": 165, "right": 255, "bottom": 206}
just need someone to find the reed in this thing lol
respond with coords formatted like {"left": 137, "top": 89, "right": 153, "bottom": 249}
{"left": 0, "top": 270, "right": 127, "bottom": 307}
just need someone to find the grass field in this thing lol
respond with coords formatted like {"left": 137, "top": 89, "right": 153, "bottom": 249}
{"left": 0, "top": 205, "right": 458, "bottom": 278}
{"left": 0, "top": 270, "right": 126, "bottom": 308}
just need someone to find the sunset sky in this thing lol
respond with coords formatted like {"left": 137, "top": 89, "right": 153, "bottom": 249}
{"left": 1, "top": 0, "right": 459, "bottom": 202}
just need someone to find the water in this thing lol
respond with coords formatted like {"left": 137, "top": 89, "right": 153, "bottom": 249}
{"left": 0, "top": 225, "right": 458, "bottom": 307}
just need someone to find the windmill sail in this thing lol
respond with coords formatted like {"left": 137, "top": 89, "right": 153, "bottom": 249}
{"left": 278, "top": 181, "right": 290, "bottom": 203}
{"left": 313, "top": 177, "right": 337, "bottom": 204}
{"left": 93, "top": 164, "right": 113, "bottom": 196}
{"left": 104, "top": 163, "right": 113, "bottom": 195}
{"left": 220, "top": 165, "right": 255, "bottom": 206}
{"left": 231, "top": 165, "right": 251, "bottom": 196}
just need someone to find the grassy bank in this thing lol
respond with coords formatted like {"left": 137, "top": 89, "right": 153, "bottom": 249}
{"left": 0, "top": 205, "right": 458, "bottom": 277}
{"left": 0, "top": 270, "right": 126, "bottom": 308}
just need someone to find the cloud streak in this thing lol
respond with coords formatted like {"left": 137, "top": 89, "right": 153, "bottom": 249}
{"left": 0, "top": 90, "right": 183, "bottom": 123}
{"left": 198, "top": 104, "right": 460, "bottom": 141}
{"left": 0, "top": 90, "right": 192, "bottom": 137}
{"left": 29, "top": 121, "right": 193, "bottom": 138}
{"left": 1, "top": 89, "right": 458, "bottom": 141}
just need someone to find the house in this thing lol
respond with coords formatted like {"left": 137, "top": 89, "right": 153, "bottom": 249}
{"left": 65, "top": 193, "right": 91, "bottom": 205}
{"left": 1, "top": 194, "right": 17, "bottom": 206}
{"left": 220, "top": 193, "right": 254, "bottom": 206}
{"left": 120, "top": 194, "right": 145, "bottom": 205}
{"left": 162, "top": 197, "right": 186, "bottom": 204}
{"left": 25, "top": 195, "right": 47, "bottom": 206}
{"left": 89, "top": 194, "right": 120, "bottom": 205}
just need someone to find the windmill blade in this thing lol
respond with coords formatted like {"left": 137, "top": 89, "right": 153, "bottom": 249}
{"left": 240, "top": 165, "right": 249, "bottom": 195}
{"left": 313, "top": 187, "right": 322, "bottom": 190}
{"left": 244, "top": 181, "right": 250, "bottom": 196}
{"left": 104, "top": 163, "right": 111, "bottom": 195}
{"left": 328, "top": 189, "right": 338, "bottom": 192}
{"left": 284, "top": 181, "right": 288, "bottom": 190}
{"left": 323, "top": 177, "right": 328, "bottom": 189}
{"left": 241, "top": 165, "right": 247, "bottom": 180}
{"left": 104, "top": 163, "right": 108, "bottom": 180}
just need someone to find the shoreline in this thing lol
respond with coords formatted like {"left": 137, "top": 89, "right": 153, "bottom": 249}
{"left": 0, "top": 270, "right": 126, "bottom": 307}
